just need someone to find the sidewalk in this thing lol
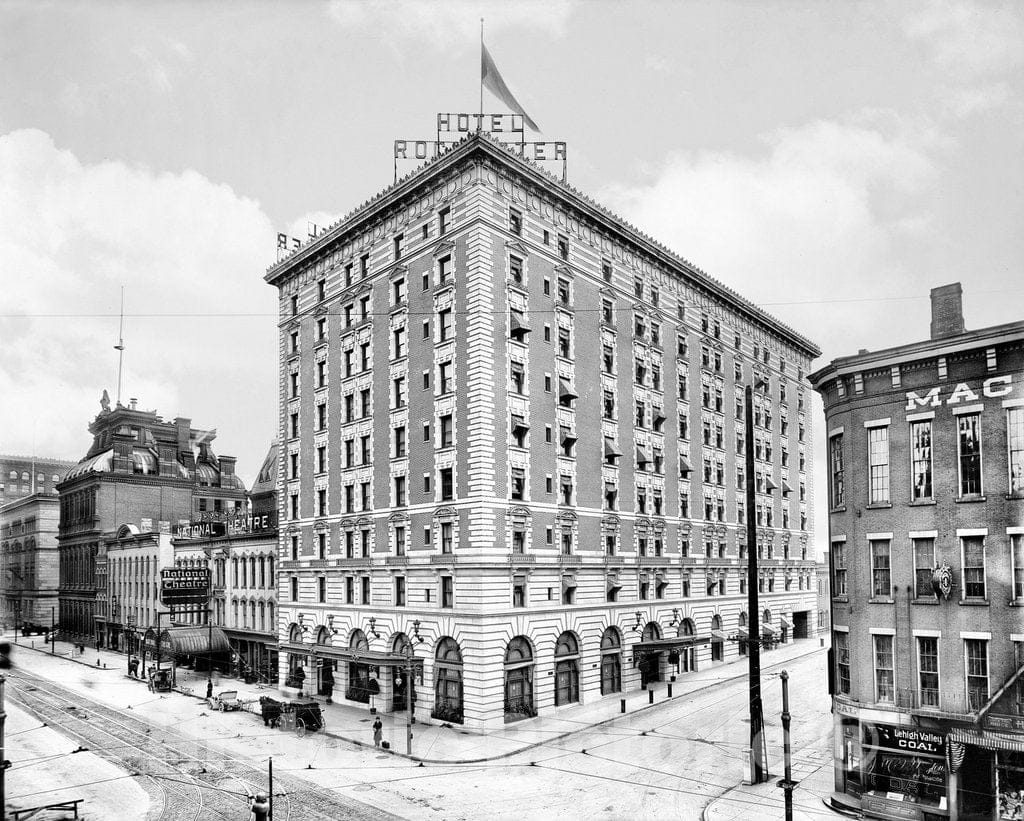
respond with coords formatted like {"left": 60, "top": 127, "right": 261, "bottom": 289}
{"left": 702, "top": 738, "right": 839, "bottom": 821}
{"left": 12, "top": 631, "right": 826, "bottom": 765}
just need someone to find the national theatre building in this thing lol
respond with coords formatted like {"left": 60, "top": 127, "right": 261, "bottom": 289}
{"left": 266, "top": 130, "right": 820, "bottom": 730}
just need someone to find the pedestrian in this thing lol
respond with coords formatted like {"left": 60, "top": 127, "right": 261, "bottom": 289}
{"left": 372, "top": 716, "right": 383, "bottom": 748}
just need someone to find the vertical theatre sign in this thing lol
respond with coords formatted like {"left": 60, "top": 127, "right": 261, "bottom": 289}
{"left": 160, "top": 568, "right": 211, "bottom": 607}
{"left": 393, "top": 113, "right": 567, "bottom": 182}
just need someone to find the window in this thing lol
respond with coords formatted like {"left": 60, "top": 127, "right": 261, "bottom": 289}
{"left": 511, "top": 414, "right": 528, "bottom": 448}
{"left": 360, "top": 342, "right": 370, "bottom": 370}
{"left": 394, "top": 475, "right": 406, "bottom": 507}
{"left": 438, "top": 255, "right": 451, "bottom": 284}
{"left": 603, "top": 390, "right": 615, "bottom": 419}
{"left": 832, "top": 541, "right": 847, "bottom": 596}
{"left": 361, "top": 576, "right": 370, "bottom": 605}
{"left": 509, "top": 255, "right": 523, "bottom": 285}
{"left": 440, "top": 414, "right": 453, "bottom": 448}
{"left": 395, "top": 576, "right": 406, "bottom": 607}
{"left": 511, "top": 468, "right": 525, "bottom": 500}
{"left": 440, "top": 468, "right": 454, "bottom": 501}
{"left": 558, "top": 327, "right": 571, "bottom": 358}
{"left": 360, "top": 388, "right": 371, "bottom": 417}
{"left": 1013, "top": 535, "right": 1024, "bottom": 601}
{"left": 395, "top": 526, "right": 406, "bottom": 556}
{"left": 290, "top": 577, "right": 298, "bottom": 601}
{"left": 441, "top": 576, "right": 453, "bottom": 608}
{"left": 440, "top": 521, "right": 453, "bottom": 553}
{"left": 317, "top": 445, "right": 327, "bottom": 473}
{"left": 393, "top": 377, "right": 406, "bottom": 408}
{"left": 867, "top": 426, "right": 890, "bottom": 504}
{"left": 438, "top": 206, "right": 449, "bottom": 235}
{"left": 1009, "top": 408, "right": 1024, "bottom": 495}
{"left": 914, "top": 537, "right": 935, "bottom": 599}
{"left": 560, "top": 475, "right": 573, "bottom": 506}
{"left": 393, "top": 234, "right": 403, "bottom": 261}
{"left": 965, "top": 638, "right": 989, "bottom": 710}
{"left": 556, "top": 277, "right": 571, "bottom": 306}
{"left": 918, "top": 637, "right": 939, "bottom": 708}
{"left": 602, "top": 260, "right": 612, "bottom": 282}
{"left": 957, "top": 413, "right": 983, "bottom": 495}
{"left": 962, "top": 535, "right": 986, "bottom": 599}
{"left": 829, "top": 434, "right": 844, "bottom": 507}
{"left": 438, "top": 308, "right": 453, "bottom": 341}
{"left": 393, "top": 327, "right": 406, "bottom": 359}
{"left": 874, "top": 634, "right": 895, "bottom": 702}
{"left": 871, "top": 539, "right": 891, "bottom": 598}
{"left": 290, "top": 493, "right": 299, "bottom": 519}
{"left": 438, "top": 361, "right": 453, "bottom": 394}
{"left": 602, "top": 344, "right": 614, "bottom": 374}
{"left": 557, "top": 234, "right": 569, "bottom": 260}
{"left": 509, "top": 208, "right": 522, "bottom": 235}
{"left": 317, "top": 488, "right": 327, "bottom": 516}
{"left": 513, "top": 577, "right": 526, "bottom": 607}
{"left": 394, "top": 426, "right": 406, "bottom": 457}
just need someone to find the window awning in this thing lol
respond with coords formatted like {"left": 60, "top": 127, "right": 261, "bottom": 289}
{"left": 977, "top": 658, "right": 1024, "bottom": 720}
{"left": 679, "top": 456, "right": 692, "bottom": 475}
{"left": 156, "top": 626, "right": 232, "bottom": 658}
{"left": 710, "top": 630, "right": 729, "bottom": 641}
{"left": 735, "top": 628, "right": 749, "bottom": 639}
{"left": 561, "top": 575, "right": 578, "bottom": 592}
{"left": 512, "top": 418, "right": 530, "bottom": 435}
{"left": 761, "top": 624, "right": 778, "bottom": 635}
{"left": 779, "top": 617, "right": 792, "bottom": 629}
{"left": 560, "top": 432, "right": 577, "bottom": 448}
{"left": 604, "top": 437, "right": 622, "bottom": 458}
{"left": 559, "top": 379, "right": 578, "bottom": 402}
{"left": 635, "top": 445, "right": 649, "bottom": 465}
{"left": 781, "top": 480, "right": 794, "bottom": 496}
{"left": 653, "top": 410, "right": 666, "bottom": 428}
{"left": 607, "top": 578, "right": 623, "bottom": 590}
{"left": 949, "top": 727, "right": 1024, "bottom": 754}
{"left": 510, "top": 311, "right": 530, "bottom": 339}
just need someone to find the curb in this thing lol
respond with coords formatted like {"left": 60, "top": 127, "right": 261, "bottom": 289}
{"left": 15, "top": 635, "right": 825, "bottom": 766}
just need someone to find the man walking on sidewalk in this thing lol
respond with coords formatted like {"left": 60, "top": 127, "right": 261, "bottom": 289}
{"left": 373, "top": 716, "right": 383, "bottom": 748}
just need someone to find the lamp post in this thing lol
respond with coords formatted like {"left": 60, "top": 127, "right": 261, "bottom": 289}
{"left": 126, "top": 616, "right": 135, "bottom": 675}
{"left": 777, "top": 669, "right": 798, "bottom": 821}
{"left": 744, "top": 379, "right": 769, "bottom": 784}
{"left": 50, "top": 606, "right": 55, "bottom": 655}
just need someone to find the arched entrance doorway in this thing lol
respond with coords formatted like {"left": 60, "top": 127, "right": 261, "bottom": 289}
{"left": 315, "top": 627, "right": 335, "bottom": 699}
{"left": 600, "top": 627, "right": 622, "bottom": 695}
{"left": 711, "top": 615, "right": 724, "bottom": 662}
{"left": 391, "top": 633, "right": 413, "bottom": 712}
{"left": 433, "top": 637, "right": 464, "bottom": 723}
{"left": 677, "top": 619, "right": 697, "bottom": 673}
{"left": 554, "top": 631, "right": 580, "bottom": 706}
{"left": 346, "top": 629, "right": 371, "bottom": 703}
{"left": 640, "top": 621, "right": 662, "bottom": 686}
{"left": 285, "top": 623, "right": 307, "bottom": 692}
{"left": 504, "top": 636, "right": 535, "bottom": 721}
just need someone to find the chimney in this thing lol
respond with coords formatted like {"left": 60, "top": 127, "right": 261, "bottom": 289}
{"left": 930, "top": 283, "right": 965, "bottom": 340}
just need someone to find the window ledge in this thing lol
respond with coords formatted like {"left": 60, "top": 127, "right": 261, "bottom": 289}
{"left": 868, "top": 598, "right": 894, "bottom": 605}
{"left": 829, "top": 506, "right": 847, "bottom": 514}
{"left": 1008, "top": 600, "right": 1024, "bottom": 607}
{"left": 908, "top": 499, "right": 937, "bottom": 506}
{"left": 1006, "top": 494, "right": 1024, "bottom": 501}
{"left": 959, "top": 599, "right": 989, "bottom": 606}
{"left": 832, "top": 596, "right": 849, "bottom": 604}
{"left": 911, "top": 598, "right": 939, "bottom": 605}
{"left": 865, "top": 502, "right": 892, "bottom": 510}
{"left": 956, "top": 495, "right": 986, "bottom": 504}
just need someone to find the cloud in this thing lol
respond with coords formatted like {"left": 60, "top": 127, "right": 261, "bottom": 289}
{"left": 326, "top": 0, "right": 577, "bottom": 46}
{"left": 0, "top": 129, "right": 279, "bottom": 483}
{"left": 598, "top": 115, "right": 936, "bottom": 359}
{"left": 903, "top": 0, "right": 1024, "bottom": 78}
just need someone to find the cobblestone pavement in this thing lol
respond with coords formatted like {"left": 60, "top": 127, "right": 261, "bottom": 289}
{"left": 6, "top": 665, "right": 399, "bottom": 821}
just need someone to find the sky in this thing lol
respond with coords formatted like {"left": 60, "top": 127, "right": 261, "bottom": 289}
{"left": 1, "top": 1, "right": 1021, "bottom": 550}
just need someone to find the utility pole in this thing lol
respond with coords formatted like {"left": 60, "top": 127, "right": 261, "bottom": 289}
{"left": 404, "top": 645, "right": 414, "bottom": 755}
{"left": 50, "top": 606, "right": 55, "bottom": 654}
{"left": 778, "top": 670, "right": 798, "bottom": 821}
{"left": 206, "top": 603, "right": 213, "bottom": 700}
{"left": 268, "top": 756, "right": 273, "bottom": 821}
{"left": 1, "top": 675, "right": 7, "bottom": 813}
{"left": 744, "top": 381, "right": 768, "bottom": 784}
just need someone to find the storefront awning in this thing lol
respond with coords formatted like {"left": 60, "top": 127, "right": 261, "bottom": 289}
{"left": 156, "top": 626, "right": 231, "bottom": 658}
{"left": 949, "top": 726, "right": 1024, "bottom": 754}
{"left": 311, "top": 645, "right": 424, "bottom": 669}
{"left": 762, "top": 624, "right": 778, "bottom": 636}
{"left": 631, "top": 635, "right": 709, "bottom": 662}
{"left": 710, "top": 630, "right": 729, "bottom": 641}
{"left": 779, "top": 617, "right": 792, "bottom": 629}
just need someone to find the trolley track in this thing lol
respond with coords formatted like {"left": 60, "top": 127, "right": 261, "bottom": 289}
{"left": 5, "top": 667, "right": 391, "bottom": 820}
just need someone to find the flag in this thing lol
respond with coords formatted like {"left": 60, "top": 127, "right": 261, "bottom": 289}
{"left": 481, "top": 42, "right": 540, "bottom": 132}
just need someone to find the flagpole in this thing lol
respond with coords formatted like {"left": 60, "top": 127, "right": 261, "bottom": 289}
{"left": 479, "top": 18, "right": 484, "bottom": 128}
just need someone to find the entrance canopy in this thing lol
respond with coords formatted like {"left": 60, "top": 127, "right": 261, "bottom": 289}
{"left": 156, "top": 626, "right": 231, "bottom": 658}
{"left": 281, "top": 642, "right": 424, "bottom": 670}
{"left": 631, "top": 635, "right": 709, "bottom": 663}
{"left": 950, "top": 726, "right": 1024, "bottom": 754}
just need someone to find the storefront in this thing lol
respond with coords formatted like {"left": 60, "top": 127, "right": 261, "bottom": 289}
{"left": 859, "top": 723, "right": 947, "bottom": 820}
{"left": 949, "top": 726, "right": 1024, "bottom": 821}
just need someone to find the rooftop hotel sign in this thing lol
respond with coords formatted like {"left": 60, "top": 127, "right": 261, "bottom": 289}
{"left": 393, "top": 113, "right": 567, "bottom": 183}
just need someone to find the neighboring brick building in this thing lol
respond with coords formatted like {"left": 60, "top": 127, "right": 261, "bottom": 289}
{"left": 266, "top": 132, "right": 820, "bottom": 730}
{"left": 0, "top": 492, "right": 62, "bottom": 630}
{"left": 810, "top": 284, "right": 1024, "bottom": 821}
{"left": 172, "top": 440, "right": 280, "bottom": 683}
{"left": 0, "top": 455, "right": 75, "bottom": 506}
{"left": 57, "top": 399, "right": 246, "bottom": 646}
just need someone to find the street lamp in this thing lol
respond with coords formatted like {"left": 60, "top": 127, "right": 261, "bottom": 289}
{"left": 744, "top": 376, "right": 770, "bottom": 784}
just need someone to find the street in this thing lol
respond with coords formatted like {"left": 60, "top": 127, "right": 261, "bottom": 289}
{"left": 5, "top": 640, "right": 834, "bottom": 819}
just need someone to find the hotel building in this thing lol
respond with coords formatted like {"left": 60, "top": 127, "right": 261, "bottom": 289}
{"left": 810, "top": 284, "right": 1024, "bottom": 821}
{"left": 266, "top": 132, "right": 820, "bottom": 730}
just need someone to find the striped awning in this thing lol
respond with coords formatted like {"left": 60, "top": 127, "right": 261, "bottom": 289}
{"left": 949, "top": 726, "right": 1024, "bottom": 754}
{"left": 158, "top": 626, "right": 231, "bottom": 658}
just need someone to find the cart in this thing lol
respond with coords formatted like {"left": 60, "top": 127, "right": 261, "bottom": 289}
{"left": 259, "top": 696, "right": 324, "bottom": 737}
{"left": 207, "top": 689, "right": 241, "bottom": 712}
{"left": 148, "top": 668, "right": 172, "bottom": 693}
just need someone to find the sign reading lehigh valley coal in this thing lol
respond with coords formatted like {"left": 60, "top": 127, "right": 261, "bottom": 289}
{"left": 393, "top": 113, "right": 567, "bottom": 181}
{"left": 160, "top": 568, "right": 211, "bottom": 606}
{"left": 868, "top": 725, "right": 945, "bottom": 756}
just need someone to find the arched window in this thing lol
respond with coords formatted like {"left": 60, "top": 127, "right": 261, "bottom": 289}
{"left": 288, "top": 622, "right": 302, "bottom": 643}
{"left": 711, "top": 614, "right": 724, "bottom": 662}
{"left": 504, "top": 636, "right": 535, "bottom": 721}
{"left": 433, "top": 637, "right": 464, "bottom": 723}
{"left": 600, "top": 627, "right": 622, "bottom": 695}
{"left": 642, "top": 621, "right": 662, "bottom": 641}
{"left": 554, "top": 631, "right": 580, "bottom": 706}
{"left": 346, "top": 629, "right": 372, "bottom": 704}
{"left": 679, "top": 619, "right": 695, "bottom": 637}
